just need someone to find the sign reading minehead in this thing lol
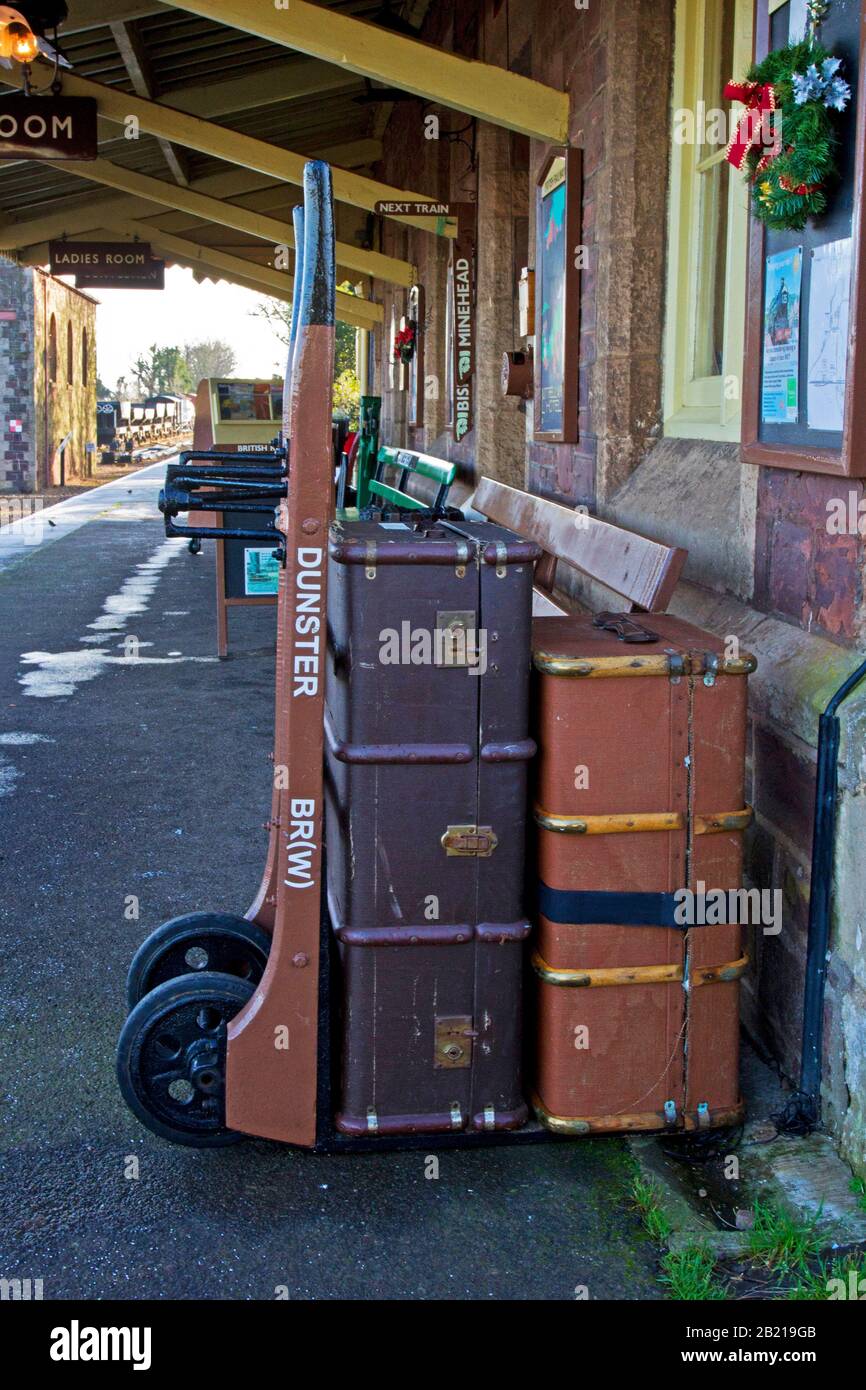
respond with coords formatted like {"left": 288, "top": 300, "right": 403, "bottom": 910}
{"left": 49, "top": 242, "right": 166, "bottom": 290}
{"left": 0, "top": 97, "right": 98, "bottom": 161}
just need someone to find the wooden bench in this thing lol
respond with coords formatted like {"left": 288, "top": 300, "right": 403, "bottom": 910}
{"left": 368, "top": 447, "right": 457, "bottom": 514}
{"left": 471, "top": 477, "right": 687, "bottom": 616}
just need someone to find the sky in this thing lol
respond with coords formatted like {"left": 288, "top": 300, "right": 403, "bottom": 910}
{"left": 74, "top": 265, "right": 289, "bottom": 393}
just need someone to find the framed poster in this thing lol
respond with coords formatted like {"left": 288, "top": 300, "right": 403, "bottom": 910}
{"left": 533, "top": 147, "right": 582, "bottom": 443}
{"left": 761, "top": 247, "right": 802, "bottom": 423}
{"left": 742, "top": 0, "right": 866, "bottom": 475}
{"left": 244, "top": 547, "right": 280, "bottom": 596}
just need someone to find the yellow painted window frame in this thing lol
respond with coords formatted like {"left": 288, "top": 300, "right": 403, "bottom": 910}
{"left": 663, "top": 0, "right": 754, "bottom": 442}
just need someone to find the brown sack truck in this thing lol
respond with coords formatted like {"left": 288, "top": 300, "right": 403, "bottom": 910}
{"left": 530, "top": 612, "right": 756, "bottom": 1136}
{"left": 325, "top": 517, "right": 540, "bottom": 1136}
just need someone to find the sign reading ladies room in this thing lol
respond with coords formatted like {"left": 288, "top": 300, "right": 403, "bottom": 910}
{"left": 49, "top": 241, "right": 165, "bottom": 290}
{"left": 0, "top": 97, "right": 97, "bottom": 161}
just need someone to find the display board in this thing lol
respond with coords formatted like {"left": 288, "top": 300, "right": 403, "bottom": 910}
{"left": 743, "top": 0, "right": 866, "bottom": 475}
{"left": 533, "top": 148, "right": 582, "bottom": 443}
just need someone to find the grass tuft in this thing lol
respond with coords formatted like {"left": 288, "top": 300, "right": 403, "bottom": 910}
{"left": 660, "top": 1245, "right": 728, "bottom": 1300}
{"left": 746, "top": 1198, "right": 824, "bottom": 1272}
{"left": 630, "top": 1174, "right": 673, "bottom": 1243}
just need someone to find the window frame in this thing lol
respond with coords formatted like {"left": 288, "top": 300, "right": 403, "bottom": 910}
{"left": 663, "top": 0, "right": 755, "bottom": 442}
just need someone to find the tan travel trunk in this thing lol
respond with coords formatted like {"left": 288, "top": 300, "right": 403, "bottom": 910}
{"left": 530, "top": 611, "right": 755, "bottom": 1135}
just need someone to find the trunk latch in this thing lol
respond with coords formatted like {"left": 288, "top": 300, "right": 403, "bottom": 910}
{"left": 441, "top": 824, "right": 499, "bottom": 857}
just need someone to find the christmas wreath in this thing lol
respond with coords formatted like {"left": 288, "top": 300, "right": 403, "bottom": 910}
{"left": 724, "top": 3, "right": 851, "bottom": 232}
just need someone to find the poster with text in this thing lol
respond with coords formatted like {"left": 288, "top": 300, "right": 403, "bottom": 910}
{"left": 244, "top": 547, "right": 280, "bottom": 596}
{"left": 761, "top": 247, "right": 802, "bottom": 424}
{"left": 807, "top": 237, "right": 852, "bottom": 433}
{"left": 538, "top": 159, "right": 567, "bottom": 435}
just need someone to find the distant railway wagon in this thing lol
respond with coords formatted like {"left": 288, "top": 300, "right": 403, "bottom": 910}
{"left": 96, "top": 395, "right": 191, "bottom": 462}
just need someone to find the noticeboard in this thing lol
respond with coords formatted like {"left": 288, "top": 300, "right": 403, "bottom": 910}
{"left": 743, "top": 0, "right": 866, "bottom": 475}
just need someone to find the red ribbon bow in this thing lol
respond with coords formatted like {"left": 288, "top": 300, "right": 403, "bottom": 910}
{"left": 724, "top": 80, "right": 779, "bottom": 171}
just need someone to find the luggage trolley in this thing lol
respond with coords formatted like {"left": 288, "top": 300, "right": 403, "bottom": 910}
{"left": 116, "top": 164, "right": 551, "bottom": 1153}
{"left": 116, "top": 163, "right": 753, "bottom": 1153}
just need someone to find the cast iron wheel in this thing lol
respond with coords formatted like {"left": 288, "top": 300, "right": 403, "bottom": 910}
{"left": 126, "top": 912, "right": 271, "bottom": 1009}
{"left": 116, "top": 971, "right": 253, "bottom": 1147}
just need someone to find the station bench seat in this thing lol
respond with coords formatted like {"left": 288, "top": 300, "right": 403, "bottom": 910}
{"left": 471, "top": 476, "right": 688, "bottom": 615}
{"left": 367, "top": 446, "right": 457, "bottom": 513}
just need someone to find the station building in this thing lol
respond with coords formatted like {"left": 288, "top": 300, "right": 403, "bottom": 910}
{"left": 367, "top": 0, "right": 866, "bottom": 1172}
{"left": 0, "top": 262, "right": 97, "bottom": 493}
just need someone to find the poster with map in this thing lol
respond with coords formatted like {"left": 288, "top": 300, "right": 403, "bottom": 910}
{"left": 807, "top": 238, "right": 852, "bottom": 433}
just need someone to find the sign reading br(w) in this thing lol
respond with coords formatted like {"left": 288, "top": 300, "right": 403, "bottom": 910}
{"left": 0, "top": 97, "right": 98, "bottom": 161}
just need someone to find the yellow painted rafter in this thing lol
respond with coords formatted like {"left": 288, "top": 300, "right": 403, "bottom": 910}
{"left": 168, "top": 0, "right": 570, "bottom": 142}
{"left": 1, "top": 63, "right": 456, "bottom": 237}
{"left": 41, "top": 159, "right": 414, "bottom": 286}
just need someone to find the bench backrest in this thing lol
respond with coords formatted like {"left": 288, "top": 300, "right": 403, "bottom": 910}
{"left": 369, "top": 446, "right": 457, "bottom": 513}
{"left": 472, "top": 476, "right": 687, "bottom": 614}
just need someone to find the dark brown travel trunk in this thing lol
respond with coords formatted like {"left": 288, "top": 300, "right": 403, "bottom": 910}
{"left": 325, "top": 517, "right": 540, "bottom": 1136}
{"left": 530, "top": 612, "right": 755, "bottom": 1135}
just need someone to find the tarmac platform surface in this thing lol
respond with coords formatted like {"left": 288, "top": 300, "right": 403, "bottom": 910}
{"left": 0, "top": 464, "right": 662, "bottom": 1300}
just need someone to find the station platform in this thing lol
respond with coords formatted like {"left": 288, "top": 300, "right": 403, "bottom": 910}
{"left": 0, "top": 462, "right": 662, "bottom": 1300}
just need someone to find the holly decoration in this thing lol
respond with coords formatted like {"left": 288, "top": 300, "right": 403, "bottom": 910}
{"left": 724, "top": 0, "right": 851, "bottom": 232}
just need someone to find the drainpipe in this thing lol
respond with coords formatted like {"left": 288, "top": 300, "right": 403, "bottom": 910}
{"left": 56, "top": 431, "right": 73, "bottom": 487}
{"left": 796, "top": 658, "right": 866, "bottom": 1126}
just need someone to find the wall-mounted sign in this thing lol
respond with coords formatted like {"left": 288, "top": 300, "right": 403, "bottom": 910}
{"left": 9, "top": 419, "right": 22, "bottom": 432}
{"left": 75, "top": 260, "right": 165, "bottom": 290}
{"left": 374, "top": 200, "right": 451, "bottom": 217}
{"left": 0, "top": 96, "right": 98, "bottom": 161}
{"left": 534, "top": 147, "right": 582, "bottom": 443}
{"left": 50, "top": 241, "right": 153, "bottom": 274}
{"left": 450, "top": 214, "right": 476, "bottom": 443}
{"left": 49, "top": 242, "right": 166, "bottom": 289}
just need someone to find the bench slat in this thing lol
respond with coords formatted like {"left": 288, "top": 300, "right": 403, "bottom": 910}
{"left": 473, "top": 477, "right": 686, "bottom": 613}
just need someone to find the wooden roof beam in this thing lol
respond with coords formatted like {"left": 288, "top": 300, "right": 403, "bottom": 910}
{"left": 40, "top": 157, "right": 414, "bottom": 286}
{"left": 110, "top": 19, "right": 190, "bottom": 186}
{"left": 1, "top": 62, "right": 456, "bottom": 236}
{"left": 168, "top": 0, "right": 570, "bottom": 142}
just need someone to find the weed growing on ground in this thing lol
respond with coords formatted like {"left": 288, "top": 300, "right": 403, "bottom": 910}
{"left": 630, "top": 1174, "right": 673, "bottom": 1243}
{"left": 746, "top": 1198, "right": 824, "bottom": 1272}
{"left": 660, "top": 1245, "right": 728, "bottom": 1300}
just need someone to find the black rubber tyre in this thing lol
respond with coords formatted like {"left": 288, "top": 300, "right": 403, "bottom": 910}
{"left": 116, "top": 971, "right": 253, "bottom": 1147}
{"left": 125, "top": 912, "right": 271, "bottom": 1010}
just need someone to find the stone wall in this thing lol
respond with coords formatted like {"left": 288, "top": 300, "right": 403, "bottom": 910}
{"left": 0, "top": 262, "right": 35, "bottom": 493}
{"left": 371, "top": 0, "right": 866, "bottom": 1171}
{"left": 32, "top": 270, "right": 97, "bottom": 489}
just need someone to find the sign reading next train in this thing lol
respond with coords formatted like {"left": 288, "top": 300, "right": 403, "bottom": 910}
{"left": 49, "top": 241, "right": 166, "bottom": 290}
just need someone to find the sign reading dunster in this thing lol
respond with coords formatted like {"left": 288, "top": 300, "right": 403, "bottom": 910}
{"left": 0, "top": 97, "right": 98, "bottom": 161}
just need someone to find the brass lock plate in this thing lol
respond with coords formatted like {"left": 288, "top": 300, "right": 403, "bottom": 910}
{"left": 435, "top": 610, "right": 477, "bottom": 667}
{"left": 441, "top": 824, "right": 498, "bottom": 857}
{"left": 434, "top": 1015, "right": 474, "bottom": 1069}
